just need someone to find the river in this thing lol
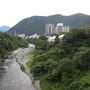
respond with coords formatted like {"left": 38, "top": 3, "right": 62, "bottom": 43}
{"left": 0, "top": 45, "right": 36, "bottom": 90}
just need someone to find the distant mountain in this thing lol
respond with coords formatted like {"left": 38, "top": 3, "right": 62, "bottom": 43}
{"left": 8, "top": 13, "right": 90, "bottom": 35}
{"left": 0, "top": 26, "right": 10, "bottom": 32}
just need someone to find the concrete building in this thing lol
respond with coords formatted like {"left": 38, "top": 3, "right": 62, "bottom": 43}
{"left": 47, "top": 34, "right": 65, "bottom": 43}
{"left": 17, "top": 33, "right": 40, "bottom": 39}
{"left": 45, "top": 24, "right": 55, "bottom": 36}
{"left": 17, "top": 34, "right": 25, "bottom": 38}
{"left": 45, "top": 23, "right": 69, "bottom": 36}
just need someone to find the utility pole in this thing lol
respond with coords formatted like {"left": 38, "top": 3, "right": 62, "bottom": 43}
{"left": 15, "top": 30, "right": 16, "bottom": 36}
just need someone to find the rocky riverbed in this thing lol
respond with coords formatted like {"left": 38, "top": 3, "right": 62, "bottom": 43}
{"left": 0, "top": 44, "right": 38, "bottom": 90}
{"left": 13, "top": 44, "right": 40, "bottom": 90}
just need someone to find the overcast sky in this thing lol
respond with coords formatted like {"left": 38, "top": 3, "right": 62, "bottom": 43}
{"left": 0, "top": 0, "right": 90, "bottom": 27}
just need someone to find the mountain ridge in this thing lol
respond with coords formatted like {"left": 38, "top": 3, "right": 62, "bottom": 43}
{"left": 8, "top": 13, "right": 90, "bottom": 35}
{"left": 0, "top": 26, "right": 10, "bottom": 32}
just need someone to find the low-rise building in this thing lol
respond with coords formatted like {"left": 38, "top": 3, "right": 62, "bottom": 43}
{"left": 17, "top": 34, "right": 25, "bottom": 38}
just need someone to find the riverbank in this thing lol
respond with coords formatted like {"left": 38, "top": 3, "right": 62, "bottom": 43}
{"left": 0, "top": 49, "right": 36, "bottom": 90}
{"left": 13, "top": 44, "right": 40, "bottom": 90}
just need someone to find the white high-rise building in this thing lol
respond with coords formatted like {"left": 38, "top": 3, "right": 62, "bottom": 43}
{"left": 45, "top": 23, "right": 69, "bottom": 36}
{"left": 45, "top": 24, "right": 55, "bottom": 36}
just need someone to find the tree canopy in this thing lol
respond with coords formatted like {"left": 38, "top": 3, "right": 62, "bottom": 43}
{"left": 29, "top": 28, "right": 90, "bottom": 90}
{"left": 0, "top": 32, "right": 28, "bottom": 61}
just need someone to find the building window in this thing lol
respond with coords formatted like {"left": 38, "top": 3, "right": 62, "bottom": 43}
{"left": 49, "top": 26, "right": 51, "bottom": 33}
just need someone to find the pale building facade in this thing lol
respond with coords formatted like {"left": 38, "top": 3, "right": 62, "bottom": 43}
{"left": 45, "top": 24, "right": 55, "bottom": 35}
{"left": 45, "top": 23, "right": 69, "bottom": 36}
{"left": 17, "top": 34, "right": 25, "bottom": 38}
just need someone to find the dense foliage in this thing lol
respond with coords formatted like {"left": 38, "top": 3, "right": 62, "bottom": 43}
{"left": 8, "top": 13, "right": 90, "bottom": 35}
{"left": 0, "top": 32, "right": 28, "bottom": 61}
{"left": 30, "top": 28, "right": 90, "bottom": 90}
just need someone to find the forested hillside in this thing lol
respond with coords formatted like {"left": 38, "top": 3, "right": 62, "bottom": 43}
{"left": 0, "top": 32, "right": 28, "bottom": 62}
{"left": 8, "top": 13, "right": 90, "bottom": 35}
{"left": 27, "top": 28, "right": 90, "bottom": 90}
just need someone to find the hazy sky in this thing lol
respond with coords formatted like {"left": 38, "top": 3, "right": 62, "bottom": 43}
{"left": 0, "top": 0, "right": 90, "bottom": 27}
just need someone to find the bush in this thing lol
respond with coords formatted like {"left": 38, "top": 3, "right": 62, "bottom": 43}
{"left": 20, "top": 64, "right": 25, "bottom": 72}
